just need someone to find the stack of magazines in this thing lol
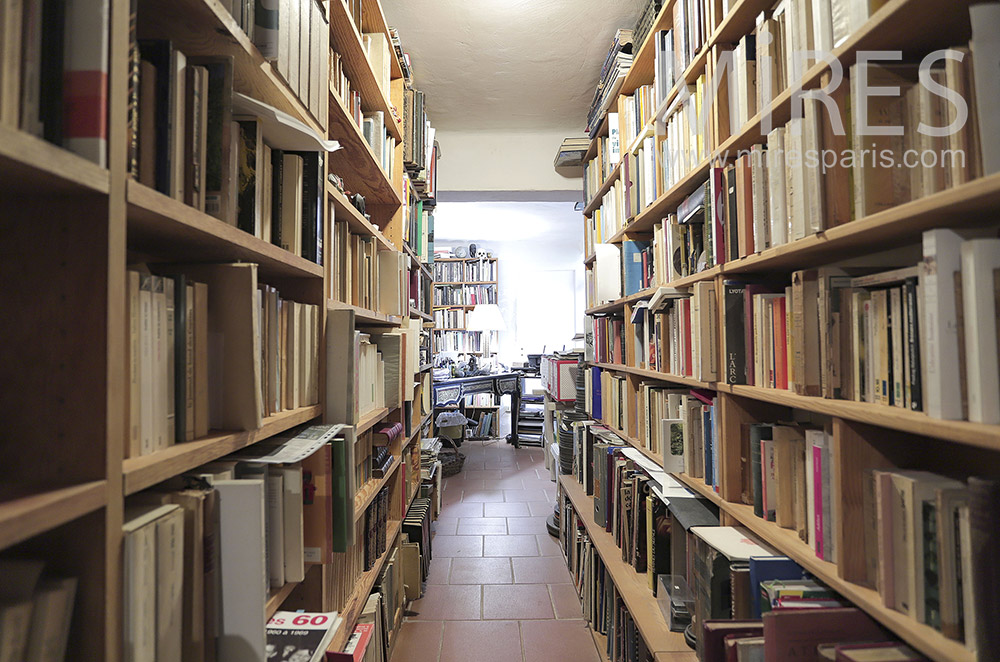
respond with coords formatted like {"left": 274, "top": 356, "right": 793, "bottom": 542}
{"left": 586, "top": 29, "right": 634, "bottom": 135}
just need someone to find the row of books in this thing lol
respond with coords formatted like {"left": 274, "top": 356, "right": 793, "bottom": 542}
{"left": 724, "top": 229, "right": 1000, "bottom": 423}
{"left": 561, "top": 429, "right": 966, "bottom": 662}
{"left": 409, "top": 267, "right": 431, "bottom": 317}
{"left": 0, "top": 560, "right": 76, "bottom": 662}
{"left": 432, "top": 330, "right": 495, "bottom": 354}
{"left": 122, "top": 424, "right": 354, "bottom": 662}
{"left": 126, "top": 264, "right": 320, "bottom": 459}
{"left": 432, "top": 307, "right": 465, "bottom": 329}
{"left": 330, "top": 49, "right": 365, "bottom": 125}
{"left": 250, "top": 0, "right": 329, "bottom": 128}
{"left": 432, "top": 261, "right": 466, "bottom": 283}
{"left": 582, "top": 120, "right": 621, "bottom": 205}
{"left": 619, "top": 83, "right": 657, "bottom": 155}
{"left": 402, "top": 88, "right": 432, "bottom": 174}
{"left": 432, "top": 284, "right": 497, "bottom": 306}
{"left": 463, "top": 259, "right": 497, "bottom": 283}
{"left": 330, "top": 223, "right": 408, "bottom": 317}
{"left": 403, "top": 193, "right": 433, "bottom": 263}
{"left": 631, "top": 281, "right": 719, "bottom": 381}
{"left": 562, "top": 531, "right": 651, "bottom": 662}
{"left": 361, "top": 109, "right": 397, "bottom": 178}
{"left": 586, "top": 29, "right": 634, "bottom": 135}
{"left": 2, "top": 0, "right": 110, "bottom": 164}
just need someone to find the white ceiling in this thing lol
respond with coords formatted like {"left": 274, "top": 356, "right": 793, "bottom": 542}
{"left": 382, "top": 0, "right": 644, "bottom": 132}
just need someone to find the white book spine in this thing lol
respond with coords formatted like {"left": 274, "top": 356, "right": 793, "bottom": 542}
{"left": 960, "top": 238, "right": 1000, "bottom": 423}
{"left": 920, "top": 229, "right": 964, "bottom": 419}
{"left": 156, "top": 509, "right": 184, "bottom": 662}
{"left": 767, "top": 128, "right": 788, "bottom": 246}
{"left": 283, "top": 465, "right": 305, "bottom": 583}
{"left": 970, "top": 3, "right": 1000, "bottom": 175}
{"left": 266, "top": 471, "right": 285, "bottom": 588}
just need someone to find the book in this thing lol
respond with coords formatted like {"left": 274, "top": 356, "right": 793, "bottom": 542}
{"left": 970, "top": 3, "right": 1000, "bottom": 175}
{"left": 62, "top": 0, "right": 109, "bottom": 166}
{"left": 762, "top": 607, "right": 889, "bottom": 662}
{"left": 265, "top": 611, "right": 341, "bottom": 662}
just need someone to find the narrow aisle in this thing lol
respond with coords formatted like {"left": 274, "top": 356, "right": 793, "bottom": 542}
{"left": 390, "top": 439, "right": 602, "bottom": 662}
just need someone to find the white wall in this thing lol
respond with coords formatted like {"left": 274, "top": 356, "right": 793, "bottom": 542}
{"left": 437, "top": 129, "right": 582, "bottom": 192}
{"left": 433, "top": 201, "right": 586, "bottom": 366}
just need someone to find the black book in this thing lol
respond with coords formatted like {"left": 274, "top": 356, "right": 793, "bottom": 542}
{"left": 970, "top": 477, "right": 1000, "bottom": 658}
{"left": 39, "top": 0, "right": 66, "bottom": 145}
{"left": 235, "top": 119, "right": 259, "bottom": 236}
{"left": 138, "top": 39, "right": 175, "bottom": 196}
{"left": 270, "top": 148, "right": 284, "bottom": 249}
{"left": 188, "top": 56, "right": 235, "bottom": 222}
{"left": 723, "top": 281, "right": 747, "bottom": 384}
{"left": 749, "top": 423, "right": 770, "bottom": 518}
{"left": 903, "top": 277, "right": 922, "bottom": 411}
{"left": 288, "top": 151, "right": 322, "bottom": 264}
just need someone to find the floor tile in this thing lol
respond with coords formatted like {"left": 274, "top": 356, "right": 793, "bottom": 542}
{"left": 503, "top": 489, "right": 550, "bottom": 502}
{"left": 483, "top": 535, "right": 539, "bottom": 557}
{"left": 484, "top": 502, "right": 531, "bottom": 518}
{"left": 457, "top": 517, "right": 507, "bottom": 535}
{"left": 449, "top": 557, "right": 513, "bottom": 585}
{"left": 506, "top": 516, "right": 550, "bottom": 535}
{"left": 520, "top": 619, "right": 600, "bottom": 662}
{"left": 463, "top": 470, "right": 503, "bottom": 480}
{"left": 526, "top": 502, "right": 555, "bottom": 517}
{"left": 535, "top": 534, "right": 562, "bottom": 557}
{"left": 426, "top": 557, "right": 452, "bottom": 585}
{"left": 483, "top": 478, "right": 523, "bottom": 490}
{"left": 439, "top": 502, "right": 485, "bottom": 519}
{"left": 409, "top": 585, "right": 483, "bottom": 621}
{"left": 433, "top": 535, "right": 484, "bottom": 558}
{"left": 482, "top": 584, "right": 554, "bottom": 620}
{"left": 548, "top": 584, "right": 584, "bottom": 619}
{"left": 462, "top": 490, "right": 506, "bottom": 503}
{"left": 511, "top": 557, "right": 572, "bottom": 584}
{"left": 445, "top": 479, "right": 486, "bottom": 492}
{"left": 439, "top": 620, "right": 522, "bottom": 662}
{"left": 434, "top": 517, "right": 459, "bottom": 535}
{"left": 391, "top": 621, "right": 443, "bottom": 662}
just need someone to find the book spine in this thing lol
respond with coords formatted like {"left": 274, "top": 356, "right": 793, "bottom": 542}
{"left": 62, "top": 0, "right": 109, "bottom": 165}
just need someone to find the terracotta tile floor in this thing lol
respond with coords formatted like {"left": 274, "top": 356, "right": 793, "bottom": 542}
{"left": 391, "top": 439, "right": 601, "bottom": 662}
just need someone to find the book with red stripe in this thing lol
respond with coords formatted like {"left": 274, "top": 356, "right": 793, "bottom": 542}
{"left": 62, "top": 0, "right": 109, "bottom": 166}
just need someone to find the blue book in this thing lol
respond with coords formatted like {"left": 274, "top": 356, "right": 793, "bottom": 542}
{"left": 748, "top": 556, "right": 806, "bottom": 618}
{"left": 591, "top": 367, "right": 603, "bottom": 420}
{"left": 621, "top": 240, "right": 650, "bottom": 296}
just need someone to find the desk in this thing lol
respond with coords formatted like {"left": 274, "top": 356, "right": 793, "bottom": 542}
{"left": 432, "top": 372, "right": 523, "bottom": 447}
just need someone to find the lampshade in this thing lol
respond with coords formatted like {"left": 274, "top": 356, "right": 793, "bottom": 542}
{"left": 466, "top": 304, "right": 506, "bottom": 332}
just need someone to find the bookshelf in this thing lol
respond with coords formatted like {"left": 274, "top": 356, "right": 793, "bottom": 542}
{"left": 432, "top": 256, "right": 501, "bottom": 356}
{"left": 0, "top": 0, "right": 437, "bottom": 657}
{"left": 577, "top": 1, "right": 999, "bottom": 661}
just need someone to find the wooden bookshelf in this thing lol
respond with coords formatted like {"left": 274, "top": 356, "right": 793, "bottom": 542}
{"left": 327, "top": 300, "right": 404, "bottom": 327}
{"left": 583, "top": 160, "right": 622, "bottom": 215}
{"left": 0, "top": 481, "right": 108, "bottom": 551}
{"left": 354, "top": 457, "right": 401, "bottom": 521}
{"left": 127, "top": 181, "right": 324, "bottom": 280}
{"left": 326, "top": 90, "right": 401, "bottom": 206}
{"left": 328, "top": 0, "right": 402, "bottom": 143}
{"left": 409, "top": 306, "right": 433, "bottom": 322}
{"left": 327, "top": 183, "right": 396, "bottom": 251}
{"left": 0, "top": 124, "right": 110, "bottom": 196}
{"left": 578, "top": 2, "right": 999, "bottom": 659}
{"left": 266, "top": 581, "right": 301, "bottom": 619}
{"left": 328, "top": 519, "right": 402, "bottom": 651}
{"left": 674, "top": 473, "right": 973, "bottom": 662}
{"left": 560, "top": 476, "right": 694, "bottom": 656}
{"left": 122, "top": 406, "right": 323, "bottom": 495}
{"left": 356, "top": 406, "right": 392, "bottom": 435}
{"left": 590, "top": 362, "right": 714, "bottom": 391}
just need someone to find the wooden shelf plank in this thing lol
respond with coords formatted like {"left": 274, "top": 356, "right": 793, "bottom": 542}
{"left": 137, "top": 0, "right": 323, "bottom": 132}
{"left": 585, "top": 286, "right": 658, "bottom": 315}
{"left": 327, "top": 183, "right": 396, "bottom": 251}
{"left": 127, "top": 180, "right": 324, "bottom": 279}
{"left": 722, "top": 172, "right": 1000, "bottom": 276}
{"left": 0, "top": 481, "right": 108, "bottom": 550}
{"left": 613, "top": 155, "right": 713, "bottom": 242}
{"left": 559, "top": 476, "right": 691, "bottom": 654}
{"left": 673, "top": 473, "right": 973, "bottom": 662}
{"left": 328, "top": 300, "right": 403, "bottom": 327}
{"left": 123, "top": 405, "right": 322, "bottom": 495}
{"left": 327, "top": 520, "right": 402, "bottom": 652}
{"left": 590, "top": 362, "right": 714, "bottom": 392}
{"left": 584, "top": 253, "right": 596, "bottom": 266}
{"left": 328, "top": 1, "right": 402, "bottom": 142}
{"left": 407, "top": 412, "right": 433, "bottom": 446}
{"left": 0, "top": 125, "right": 110, "bottom": 196}
{"left": 401, "top": 242, "right": 433, "bottom": 278}
{"left": 583, "top": 161, "right": 622, "bottom": 216}
{"left": 354, "top": 457, "right": 401, "bottom": 521}
{"left": 327, "top": 90, "right": 401, "bottom": 207}
{"left": 356, "top": 407, "right": 392, "bottom": 435}
{"left": 409, "top": 306, "right": 432, "bottom": 322}
{"left": 721, "top": 384, "right": 1000, "bottom": 451}
{"left": 266, "top": 580, "right": 300, "bottom": 619}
